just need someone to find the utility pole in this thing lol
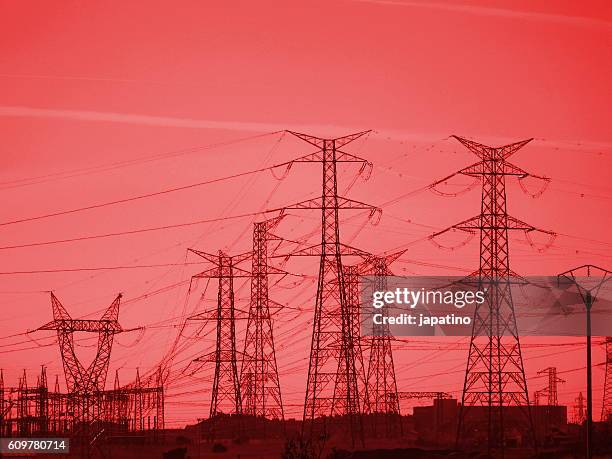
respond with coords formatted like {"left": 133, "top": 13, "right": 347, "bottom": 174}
{"left": 558, "top": 264, "right": 611, "bottom": 459}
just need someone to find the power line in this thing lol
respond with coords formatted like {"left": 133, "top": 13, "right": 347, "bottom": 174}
{"left": 0, "top": 262, "right": 206, "bottom": 275}
{"left": 0, "top": 160, "right": 292, "bottom": 228}
{"left": 0, "top": 209, "right": 283, "bottom": 250}
{"left": 0, "top": 131, "right": 283, "bottom": 191}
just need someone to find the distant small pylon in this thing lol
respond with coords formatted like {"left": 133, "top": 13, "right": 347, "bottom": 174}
{"left": 189, "top": 250, "right": 251, "bottom": 419}
{"left": 574, "top": 392, "right": 586, "bottom": 424}
{"left": 240, "top": 217, "right": 286, "bottom": 427}
{"left": 602, "top": 337, "right": 612, "bottom": 422}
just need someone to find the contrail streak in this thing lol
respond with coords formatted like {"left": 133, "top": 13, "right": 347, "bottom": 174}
{"left": 349, "top": 0, "right": 612, "bottom": 29}
{"left": 0, "top": 105, "right": 610, "bottom": 150}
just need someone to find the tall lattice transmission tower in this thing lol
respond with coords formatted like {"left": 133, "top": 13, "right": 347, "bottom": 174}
{"left": 37, "top": 293, "right": 125, "bottom": 457}
{"left": 361, "top": 253, "right": 404, "bottom": 437}
{"left": 574, "top": 392, "right": 586, "bottom": 424}
{"left": 281, "top": 130, "right": 378, "bottom": 447}
{"left": 39, "top": 293, "right": 123, "bottom": 394}
{"left": 189, "top": 250, "right": 251, "bottom": 420}
{"left": 344, "top": 264, "right": 369, "bottom": 414}
{"left": 241, "top": 217, "right": 285, "bottom": 429}
{"left": 534, "top": 367, "right": 564, "bottom": 407}
{"left": 430, "top": 135, "right": 553, "bottom": 455}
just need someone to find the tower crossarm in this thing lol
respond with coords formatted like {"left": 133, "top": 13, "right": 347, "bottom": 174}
{"left": 274, "top": 242, "right": 371, "bottom": 258}
{"left": 557, "top": 264, "right": 612, "bottom": 293}
{"left": 358, "top": 250, "right": 407, "bottom": 275}
{"left": 288, "top": 149, "right": 372, "bottom": 164}
{"left": 451, "top": 135, "right": 533, "bottom": 161}
{"left": 431, "top": 215, "right": 547, "bottom": 238}
{"left": 287, "top": 129, "right": 371, "bottom": 151}
{"left": 283, "top": 196, "right": 379, "bottom": 213}
{"left": 191, "top": 265, "right": 251, "bottom": 279}
{"left": 189, "top": 249, "right": 252, "bottom": 266}
{"left": 38, "top": 319, "right": 123, "bottom": 333}
{"left": 458, "top": 160, "right": 531, "bottom": 178}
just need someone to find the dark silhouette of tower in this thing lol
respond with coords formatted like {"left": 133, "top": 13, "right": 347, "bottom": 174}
{"left": 282, "top": 130, "right": 378, "bottom": 447}
{"left": 430, "top": 136, "right": 553, "bottom": 456}
{"left": 241, "top": 217, "right": 285, "bottom": 429}
{"left": 361, "top": 253, "right": 404, "bottom": 437}
{"left": 38, "top": 293, "right": 123, "bottom": 413}
{"left": 574, "top": 392, "right": 586, "bottom": 424}
{"left": 37, "top": 293, "right": 124, "bottom": 456}
{"left": 534, "top": 366, "right": 564, "bottom": 440}
{"left": 0, "top": 370, "right": 4, "bottom": 435}
{"left": 534, "top": 367, "right": 564, "bottom": 407}
{"left": 558, "top": 264, "right": 611, "bottom": 459}
{"left": 189, "top": 250, "right": 251, "bottom": 419}
{"left": 603, "top": 336, "right": 612, "bottom": 422}
{"left": 344, "top": 264, "right": 369, "bottom": 414}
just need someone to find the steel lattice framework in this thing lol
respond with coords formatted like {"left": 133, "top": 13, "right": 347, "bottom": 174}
{"left": 33, "top": 294, "right": 163, "bottom": 455}
{"left": 534, "top": 367, "right": 564, "bottom": 407}
{"left": 574, "top": 392, "right": 586, "bottom": 424}
{"left": 282, "top": 130, "right": 379, "bottom": 446}
{"left": 189, "top": 250, "right": 251, "bottom": 419}
{"left": 240, "top": 217, "right": 285, "bottom": 424}
{"left": 344, "top": 265, "right": 369, "bottom": 414}
{"left": 431, "top": 136, "right": 552, "bottom": 455}
{"left": 603, "top": 337, "right": 612, "bottom": 422}
{"left": 0, "top": 366, "right": 164, "bottom": 445}
{"left": 362, "top": 254, "right": 402, "bottom": 417}
{"left": 359, "top": 253, "right": 404, "bottom": 436}
{"left": 38, "top": 293, "right": 123, "bottom": 397}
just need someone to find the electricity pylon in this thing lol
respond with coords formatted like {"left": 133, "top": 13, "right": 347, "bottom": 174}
{"left": 241, "top": 216, "right": 286, "bottom": 430}
{"left": 603, "top": 337, "right": 612, "bottom": 422}
{"left": 534, "top": 367, "right": 564, "bottom": 407}
{"left": 38, "top": 293, "right": 123, "bottom": 413}
{"left": 430, "top": 136, "right": 553, "bottom": 456}
{"left": 37, "top": 293, "right": 125, "bottom": 457}
{"left": 344, "top": 265, "right": 369, "bottom": 414}
{"left": 360, "top": 252, "right": 404, "bottom": 437}
{"left": 281, "top": 130, "right": 379, "bottom": 447}
{"left": 189, "top": 250, "right": 251, "bottom": 419}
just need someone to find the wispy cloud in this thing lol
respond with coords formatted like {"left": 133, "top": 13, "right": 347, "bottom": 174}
{"left": 350, "top": 0, "right": 612, "bottom": 29}
{"left": 0, "top": 74, "right": 142, "bottom": 84}
{"left": 0, "top": 105, "right": 452, "bottom": 144}
{"left": 0, "top": 105, "right": 289, "bottom": 133}
{"left": 1, "top": 105, "right": 610, "bottom": 151}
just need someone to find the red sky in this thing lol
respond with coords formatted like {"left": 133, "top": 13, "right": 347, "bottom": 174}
{"left": 0, "top": 0, "right": 611, "bottom": 426}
